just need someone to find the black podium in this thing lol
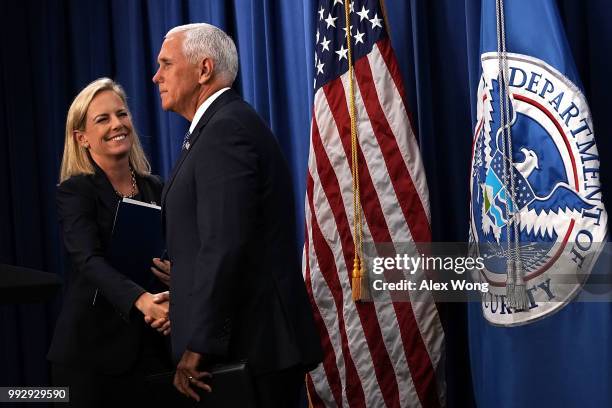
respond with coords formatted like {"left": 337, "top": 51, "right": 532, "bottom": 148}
{"left": 0, "top": 264, "right": 62, "bottom": 304}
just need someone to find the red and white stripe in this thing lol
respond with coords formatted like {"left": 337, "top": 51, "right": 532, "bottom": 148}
{"left": 304, "top": 37, "right": 446, "bottom": 407}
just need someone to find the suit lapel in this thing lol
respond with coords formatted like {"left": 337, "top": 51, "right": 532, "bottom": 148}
{"left": 161, "top": 147, "right": 189, "bottom": 207}
{"left": 90, "top": 163, "right": 121, "bottom": 216}
{"left": 161, "top": 89, "right": 240, "bottom": 208}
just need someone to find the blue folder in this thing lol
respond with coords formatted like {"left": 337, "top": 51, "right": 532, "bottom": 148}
{"left": 108, "top": 198, "right": 165, "bottom": 292}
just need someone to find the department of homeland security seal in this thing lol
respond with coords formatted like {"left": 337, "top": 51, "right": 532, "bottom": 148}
{"left": 470, "top": 52, "right": 608, "bottom": 326}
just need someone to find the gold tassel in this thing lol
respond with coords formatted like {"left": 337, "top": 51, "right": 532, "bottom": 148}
{"left": 352, "top": 256, "right": 371, "bottom": 302}
{"left": 359, "top": 261, "right": 371, "bottom": 301}
{"left": 344, "top": 0, "right": 368, "bottom": 304}
{"left": 352, "top": 256, "right": 362, "bottom": 301}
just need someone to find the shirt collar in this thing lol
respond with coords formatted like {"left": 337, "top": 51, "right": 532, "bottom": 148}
{"left": 189, "top": 87, "right": 231, "bottom": 134}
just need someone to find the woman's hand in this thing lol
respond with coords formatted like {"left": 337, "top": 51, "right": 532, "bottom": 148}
{"left": 151, "top": 258, "right": 171, "bottom": 286}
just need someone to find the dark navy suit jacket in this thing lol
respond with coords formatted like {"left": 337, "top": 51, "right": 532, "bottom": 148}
{"left": 48, "top": 165, "right": 167, "bottom": 374}
{"left": 162, "top": 89, "right": 322, "bottom": 375}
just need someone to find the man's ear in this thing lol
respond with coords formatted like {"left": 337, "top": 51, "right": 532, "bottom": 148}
{"left": 198, "top": 58, "right": 215, "bottom": 84}
{"left": 74, "top": 130, "right": 89, "bottom": 148}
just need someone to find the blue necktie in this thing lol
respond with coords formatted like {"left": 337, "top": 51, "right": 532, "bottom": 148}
{"left": 182, "top": 130, "right": 191, "bottom": 150}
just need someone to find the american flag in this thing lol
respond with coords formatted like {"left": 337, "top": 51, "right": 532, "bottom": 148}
{"left": 304, "top": 0, "right": 446, "bottom": 407}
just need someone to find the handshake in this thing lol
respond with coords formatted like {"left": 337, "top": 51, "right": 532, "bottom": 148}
{"left": 135, "top": 291, "right": 171, "bottom": 335}
{"left": 134, "top": 257, "right": 172, "bottom": 335}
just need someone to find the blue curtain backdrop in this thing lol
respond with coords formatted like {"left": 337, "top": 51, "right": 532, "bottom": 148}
{"left": 0, "top": 0, "right": 610, "bottom": 406}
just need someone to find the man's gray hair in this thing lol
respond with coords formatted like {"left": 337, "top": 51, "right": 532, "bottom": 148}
{"left": 166, "top": 23, "right": 238, "bottom": 85}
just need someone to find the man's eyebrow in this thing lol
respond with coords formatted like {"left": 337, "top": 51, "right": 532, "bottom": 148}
{"left": 159, "top": 57, "right": 172, "bottom": 63}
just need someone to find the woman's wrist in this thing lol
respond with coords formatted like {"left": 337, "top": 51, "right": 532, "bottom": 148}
{"left": 134, "top": 292, "right": 152, "bottom": 313}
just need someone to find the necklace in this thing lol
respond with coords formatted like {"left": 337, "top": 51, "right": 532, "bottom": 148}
{"left": 114, "top": 166, "right": 137, "bottom": 198}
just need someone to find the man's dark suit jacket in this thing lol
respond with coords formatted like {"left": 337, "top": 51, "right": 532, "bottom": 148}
{"left": 162, "top": 89, "right": 322, "bottom": 375}
{"left": 48, "top": 164, "right": 166, "bottom": 374}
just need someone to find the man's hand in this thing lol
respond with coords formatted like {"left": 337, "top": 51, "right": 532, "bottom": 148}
{"left": 143, "top": 291, "right": 171, "bottom": 335}
{"left": 151, "top": 258, "right": 171, "bottom": 286}
{"left": 174, "top": 350, "right": 212, "bottom": 401}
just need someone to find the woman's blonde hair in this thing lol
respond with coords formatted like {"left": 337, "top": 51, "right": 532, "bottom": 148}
{"left": 59, "top": 77, "right": 151, "bottom": 182}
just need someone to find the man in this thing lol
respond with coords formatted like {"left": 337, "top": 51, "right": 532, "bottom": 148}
{"left": 152, "top": 23, "right": 322, "bottom": 406}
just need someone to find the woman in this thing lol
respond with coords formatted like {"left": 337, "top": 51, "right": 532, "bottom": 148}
{"left": 48, "top": 78, "right": 174, "bottom": 406}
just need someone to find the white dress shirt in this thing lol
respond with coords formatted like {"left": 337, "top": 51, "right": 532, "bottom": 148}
{"left": 189, "top": 87, "right": 231, "bottom": 134}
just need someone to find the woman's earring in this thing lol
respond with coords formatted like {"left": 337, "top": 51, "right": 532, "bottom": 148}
{"left": 84, "top": 143, "right": 90, "bottom": 149}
